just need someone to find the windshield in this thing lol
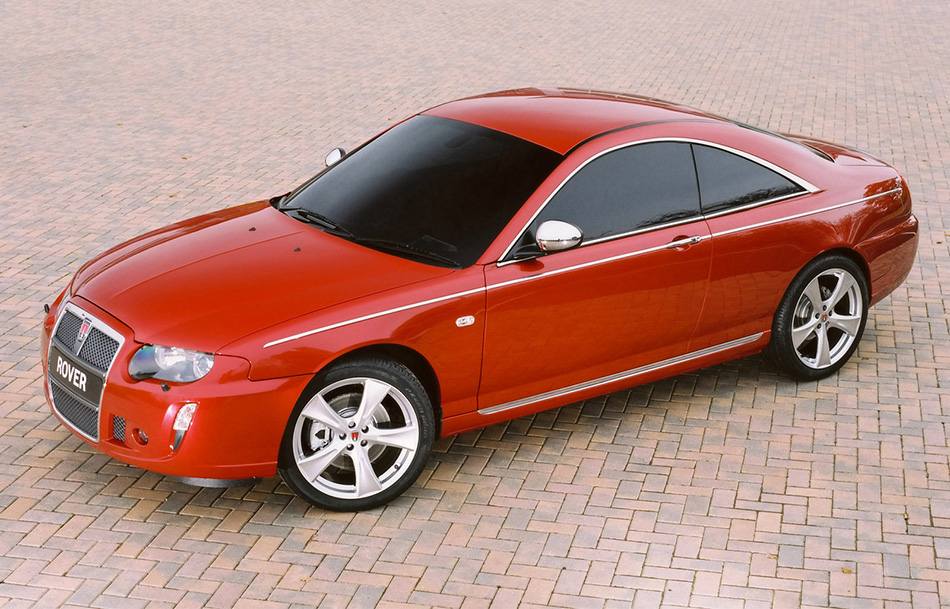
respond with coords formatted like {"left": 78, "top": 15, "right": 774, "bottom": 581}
{"left": 283, "top": 115, "right": 562, "bottom": 267}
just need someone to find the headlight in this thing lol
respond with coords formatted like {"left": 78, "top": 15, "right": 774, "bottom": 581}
{"left": 129, "top": 345, "right": 215, "bottom": 383}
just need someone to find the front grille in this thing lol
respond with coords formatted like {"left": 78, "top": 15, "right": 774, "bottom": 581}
{"left": 51, "top": 382, "right": 99, "bottom": 439}
{"left": 47, "top": 303, "right": 124, "bottom": 443}
{"left": 78, "top": 328, "right": 120, "bottom": 371}
{"left": 55, "top": 310, "right": 82, "bottom": 346}
{"left": 113, "top": 416, "right": 126, "bottom": 443}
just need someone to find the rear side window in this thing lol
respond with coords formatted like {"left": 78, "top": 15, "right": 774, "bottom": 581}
{"left": 692, "top": 144, "right": 805, "bottom": 214}
{"left": 532, "top": 142, "right": 701, "bottom": 243}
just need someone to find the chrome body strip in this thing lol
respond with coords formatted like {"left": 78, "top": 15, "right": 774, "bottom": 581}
{"left": 708, "top": 187, "right": 902, "bottom": 238}
{"left": 263, "top": 287, "right": 485, "bottom": 348}
{"left": 262, "top": 188, "right": 899, "bottom": 349}
{"left": 477, "top": 332, "right": 763, "bottom": 416}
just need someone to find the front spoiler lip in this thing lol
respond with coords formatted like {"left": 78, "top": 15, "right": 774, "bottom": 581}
{"left": 167, "top": 475, "right": 261, "bottom": 488}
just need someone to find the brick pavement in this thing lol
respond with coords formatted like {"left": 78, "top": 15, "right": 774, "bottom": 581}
{"left": 2, "top": 1, "right": 949, "bottom": 607}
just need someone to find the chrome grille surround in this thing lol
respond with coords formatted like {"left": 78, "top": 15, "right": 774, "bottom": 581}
{"left": 47, "top": 301, "right": 125, "bottom": 442}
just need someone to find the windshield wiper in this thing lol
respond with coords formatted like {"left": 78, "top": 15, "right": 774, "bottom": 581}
{"left": 354, "top": 238, "right": 461, "bottom": 268}
{"left": 278, "top": 205, "right": 459, "bottom": 267}
{"left": 269, "top": 192, "right": 290, "bottom": 208}
{"left": 281, "top": 206, "right": 353, "bottom": 238}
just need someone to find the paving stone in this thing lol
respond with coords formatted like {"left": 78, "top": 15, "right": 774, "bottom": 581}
{"left": 3, "top": 1, "right": 950, "bottom": 607}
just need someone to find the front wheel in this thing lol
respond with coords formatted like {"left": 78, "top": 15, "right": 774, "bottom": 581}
{"left": 278, "top": 357, "right": 435, "bottom": 511}
{"left": 767, "top": 254, "right": 869, "bottom": 380}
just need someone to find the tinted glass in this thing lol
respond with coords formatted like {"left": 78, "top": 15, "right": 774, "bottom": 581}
{"left": 692, "top": 144, "right": 804, "bottom": 214}
{"left": 532, "top": 142, "right": 700, "bottom": 242}
{"left": 285, "top": 115, "right": 562, "bottom": 267}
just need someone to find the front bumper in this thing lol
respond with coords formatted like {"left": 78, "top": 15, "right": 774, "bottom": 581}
{"left": 41, "top": 293, "right": 309, "bottom": 480}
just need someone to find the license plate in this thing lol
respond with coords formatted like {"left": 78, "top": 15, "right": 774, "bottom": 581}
{"left": 49, "top": 344, "right": 105, "bottom": 404}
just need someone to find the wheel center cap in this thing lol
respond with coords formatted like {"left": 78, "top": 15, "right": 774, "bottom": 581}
{"left": 351, "top": 431, "right": 359, "bottom": 441}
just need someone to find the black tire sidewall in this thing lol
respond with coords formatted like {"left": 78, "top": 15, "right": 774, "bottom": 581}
{"left": 278, "top": 357, "right": 435, "bottom": 511}
{"left": 768, "top": 254, "right": 869, "bottom": 381}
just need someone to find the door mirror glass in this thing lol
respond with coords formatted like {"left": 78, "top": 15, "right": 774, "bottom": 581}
{"left": 536, "top": 220, "right": 582, "bottom": 252}
{"left": 325, "top": 147, "right": 346, "bottom": 167}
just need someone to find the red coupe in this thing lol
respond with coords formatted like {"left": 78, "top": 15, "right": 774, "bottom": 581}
{"left": 41, "top": 88, "right": 918, "bottom": 510}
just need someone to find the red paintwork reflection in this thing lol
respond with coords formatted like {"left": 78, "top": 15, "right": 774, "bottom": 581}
{"left": 73, "top": 202, "right": 453, "bottom": 352}
{"left": 40, "top": 88, "right": 918, "bottom": 482}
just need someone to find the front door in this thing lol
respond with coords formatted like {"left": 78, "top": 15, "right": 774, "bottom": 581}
{"left": 478, "top": 141, "right": 712, "bottom": 414}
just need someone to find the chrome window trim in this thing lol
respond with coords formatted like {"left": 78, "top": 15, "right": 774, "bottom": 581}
{"left": 478, "top": 332, "right": 764, "bottom": 416}
{"left": 262, "top": 188, "right": 900, "bottom": 349}
{"left": 488, "top": 238, "right": 698, "bottom": 292}
{"left": 559, "top": 213, "right": 705, "bottom": 248}
{"left": 495, "top": 211, "right": 710, "bottom": 268}
{"left": 700, "top": 190, "right": 806, "bottom": 220}
{"left": 689, "top": 140, "right": 820, "bottom": 194}
{"left": 496, "top": 137, "right": 820, "bottom": 263}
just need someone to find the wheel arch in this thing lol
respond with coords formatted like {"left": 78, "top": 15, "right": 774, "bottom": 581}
{"left": 307, "top": 343, "right": 443, "bottom": 437}
{"left": 276, "top": 344, "right": 439, "bottom": 510}
{"left": 772, "top": 246, "right": 871, "bottom": 319}
{"left": 819, "top": 247, "right": 871, "bottom": 289}
{"left": 766, "top": 246, "right": 870, "bottom": 380}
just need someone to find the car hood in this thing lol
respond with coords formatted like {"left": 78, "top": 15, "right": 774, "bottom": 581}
{"left": 72, "top": 201, "right": 454, "bottom": 352}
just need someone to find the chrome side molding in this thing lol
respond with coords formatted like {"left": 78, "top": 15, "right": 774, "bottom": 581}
{"left": 478, "top": 332, "right": 763, "bottom": 415}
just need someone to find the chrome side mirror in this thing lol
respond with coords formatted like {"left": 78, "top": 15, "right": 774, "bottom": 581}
{"left": 536, "top": 220, "right": 582, "bottom": 252}
{"left": 325, "top": 147, "right": 346, "bottom": 167}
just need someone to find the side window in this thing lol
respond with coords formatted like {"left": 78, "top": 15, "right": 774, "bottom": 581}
{"left": 531, "top": 142, "right": 701, "bottom": 244}
{"left": 692, "top": 144, "right": 805, "bottom": 214}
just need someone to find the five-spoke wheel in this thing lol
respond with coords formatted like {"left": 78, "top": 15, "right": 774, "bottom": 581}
{"left": 767, "top": 254, "right": 869, "bottom": 380}
{"left": 278, "top": 358, "right": 434, "bottom": 511}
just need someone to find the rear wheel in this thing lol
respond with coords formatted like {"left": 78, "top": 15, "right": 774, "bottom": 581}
{"left": 278, "top": 357, "right": 434, "bottom": 511}
{"left": 767, "top": 254, "right": 868, "bottom": 380}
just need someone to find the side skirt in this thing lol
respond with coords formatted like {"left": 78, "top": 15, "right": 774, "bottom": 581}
{"left": 477, "top": 332, "right": 764, "bottom": 416}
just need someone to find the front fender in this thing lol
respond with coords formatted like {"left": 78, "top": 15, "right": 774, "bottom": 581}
{"left": 226, "top": 267, "right": 487, "bottom": 420}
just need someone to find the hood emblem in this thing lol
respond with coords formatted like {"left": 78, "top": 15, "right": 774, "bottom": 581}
{"left": 74, "top": 318, "right": 92, "bottom": 353}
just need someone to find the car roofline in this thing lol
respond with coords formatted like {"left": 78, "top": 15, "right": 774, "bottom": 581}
{"left": 561, "top": 118, "right": 722, "bottom": 156}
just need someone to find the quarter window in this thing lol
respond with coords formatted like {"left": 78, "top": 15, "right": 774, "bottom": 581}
{"left": 530, "top": 142, "right": 701, "bottom": 243}
{"left": 692, "top": 144, "right": 805, "bottom": 214}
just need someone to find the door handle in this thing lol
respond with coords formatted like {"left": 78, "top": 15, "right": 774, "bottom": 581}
{"left": 665, "top": 235, "right": 703, "bottom": 249}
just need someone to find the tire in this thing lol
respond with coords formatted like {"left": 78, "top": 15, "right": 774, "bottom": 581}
{"left": 278, "top": 357, "right": 435, "bottom": 511}
{"left": 766, "top": 254, "right": 869, "bottom": 380}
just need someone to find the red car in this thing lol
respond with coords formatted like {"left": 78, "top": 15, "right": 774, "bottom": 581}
{"left": 41, "top": 88, "right": 918, "bottom": 511}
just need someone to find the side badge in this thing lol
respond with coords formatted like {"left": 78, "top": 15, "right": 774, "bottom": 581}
{"left": 455, "top": 315, "right": 475, "bottom": 328}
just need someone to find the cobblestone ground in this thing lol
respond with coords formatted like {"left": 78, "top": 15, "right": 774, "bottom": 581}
{"left": 2, "top": 2, "right": 949, "bottom": 608}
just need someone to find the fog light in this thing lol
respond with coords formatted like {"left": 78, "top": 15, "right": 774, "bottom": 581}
{"left": 173, "top": 403, "right": 197, "bottom": 432}
{"left": 133, "top": 429, "right": 149, "bottom": 445}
